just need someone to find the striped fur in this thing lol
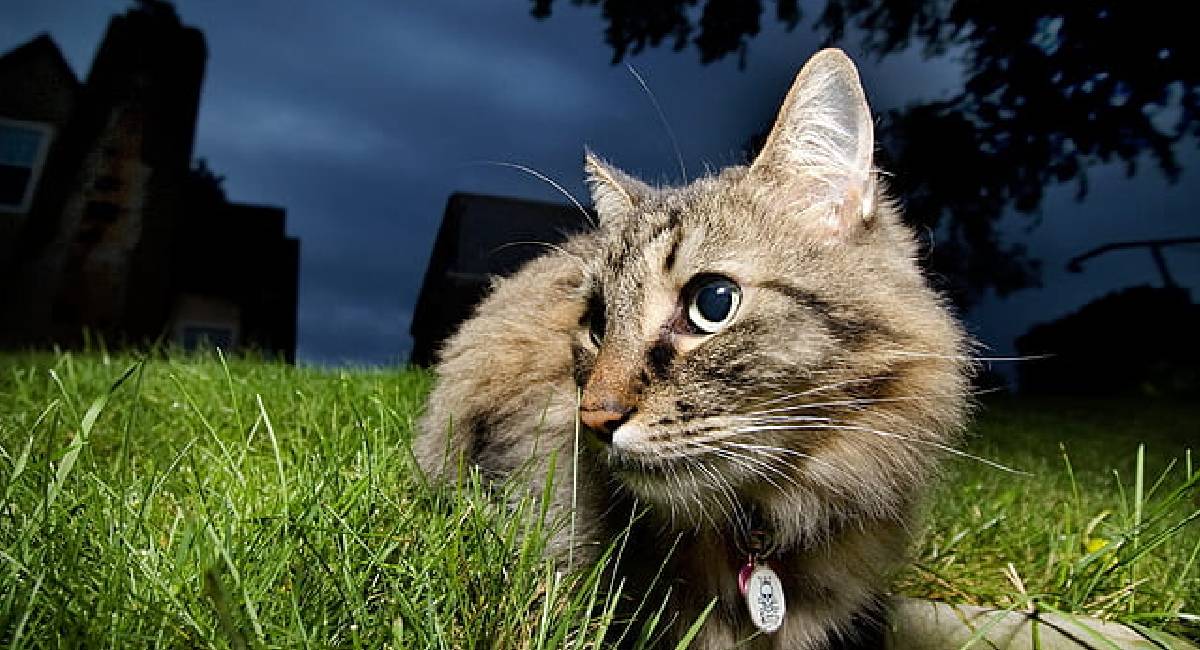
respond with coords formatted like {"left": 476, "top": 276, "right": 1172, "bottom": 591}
{"left": 414, "top": 49, "right": 970, "bottom": 649}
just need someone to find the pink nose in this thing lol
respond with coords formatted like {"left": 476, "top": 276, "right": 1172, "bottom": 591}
{"left": 579, "top": 404, "right": 633, "bottom": 443}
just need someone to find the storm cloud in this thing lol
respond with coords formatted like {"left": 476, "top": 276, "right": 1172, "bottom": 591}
{"left": 4, "top": 0, "right": 1196, "bottom": 366}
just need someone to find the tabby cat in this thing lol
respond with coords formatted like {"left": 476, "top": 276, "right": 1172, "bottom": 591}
{"left": 415, "top": 48, "right": 970, "bottom": 649}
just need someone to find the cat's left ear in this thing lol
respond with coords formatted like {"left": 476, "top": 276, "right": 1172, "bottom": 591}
{"left": 585, "top": 149, "right": 652, "bottom": 224}
{"left": 750, "top": 49, "right": 877, "bottom": 237}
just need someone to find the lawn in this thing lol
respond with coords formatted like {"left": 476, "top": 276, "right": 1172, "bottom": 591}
{"left": 0, "top": 350, "right": 1196, "bottom": 648}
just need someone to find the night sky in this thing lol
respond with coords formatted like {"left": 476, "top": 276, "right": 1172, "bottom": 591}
{"left": 4, "top": 1, "right": 1197, "bottom": 370}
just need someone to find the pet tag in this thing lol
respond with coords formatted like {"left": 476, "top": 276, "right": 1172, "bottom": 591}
{"left": 743, "top": 563, "right": 785, "bottom": 633}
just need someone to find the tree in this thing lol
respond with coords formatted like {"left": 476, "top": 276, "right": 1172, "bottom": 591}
{"left": 187, "top": 157, "right": 226, "bottom": 207}
{"left": 529, "top": 0, "right": 1199, "bottom": 307}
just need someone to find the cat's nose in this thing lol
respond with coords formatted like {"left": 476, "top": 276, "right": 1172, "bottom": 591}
{"left": 579, "top": 403, "right": 634, "bottom": 443}
{"left": 581, "top": 347, "right": 643, "bottom": 443}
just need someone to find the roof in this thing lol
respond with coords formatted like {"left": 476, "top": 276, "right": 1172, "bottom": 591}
{"left": 0, "top": 34, "right": 79, "bottom": 88}
{"left": 408, "top": 191, "right": 595, "bottom": 365}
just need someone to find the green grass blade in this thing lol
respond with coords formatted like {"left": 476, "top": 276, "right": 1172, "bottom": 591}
{"left": 672, "top": 597, "right": 717, "bottom": 650}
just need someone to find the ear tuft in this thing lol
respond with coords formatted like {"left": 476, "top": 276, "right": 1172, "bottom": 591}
{"left": 584, "top": 150, "right": 651, "bottom": 223}
{"left": 750, "top": 48, "right": 877, "bottom": 236}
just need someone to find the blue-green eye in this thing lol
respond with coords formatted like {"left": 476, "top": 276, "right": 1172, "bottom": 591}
{"left": 687, "top": 277, "right": 741, "bottom": 334}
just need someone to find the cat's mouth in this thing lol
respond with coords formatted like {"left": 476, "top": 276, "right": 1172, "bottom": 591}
{"left": 602, "top": 422, "right": 700, "bottom": 477}
{"left": 602, "top": 424, "right": 747, "bottom": 525}
{"left": 606, "top": 450, "right": 671, "bottom": 475}
{"left": 605, "top": 445, "right": 695, "bottom": 497}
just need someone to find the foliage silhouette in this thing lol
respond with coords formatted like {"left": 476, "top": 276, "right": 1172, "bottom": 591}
{"left": 188, "top": 157, "right": 227, "bottom": 205}
{"left": 530, "top": 0, "right": 1198, "bottom": 307}
{"left": 1016, "top": 285, "right": 1200, "bottom": 395}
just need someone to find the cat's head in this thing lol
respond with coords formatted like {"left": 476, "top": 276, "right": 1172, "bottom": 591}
{"left": 571, "top": 49, "right": 970, "bottom": 539}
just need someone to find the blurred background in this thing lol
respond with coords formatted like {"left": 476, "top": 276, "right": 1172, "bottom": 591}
{"left": 1, "top": 0, "right": 1196, "bottom": 394}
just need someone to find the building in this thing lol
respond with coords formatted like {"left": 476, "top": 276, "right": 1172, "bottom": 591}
{"left": 0, "top": 1, "right": 298, "bottom": 361}
{"left": 410, "top": 192, "right": 593, "bottom": 366}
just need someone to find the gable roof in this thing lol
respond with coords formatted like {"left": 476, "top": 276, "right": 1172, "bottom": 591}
{"left": 0, "top": 34, "right": 79, "bottom": 89}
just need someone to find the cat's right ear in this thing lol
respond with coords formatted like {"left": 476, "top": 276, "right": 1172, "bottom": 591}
{"left": 585, "top": 150, "right": 651, "bottom": 223}
{"left": 749, "top": 48, "right": 877, "bottom": 239}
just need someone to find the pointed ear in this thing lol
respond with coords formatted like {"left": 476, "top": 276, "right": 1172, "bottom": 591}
{"left": 750, "top": 49, "right": 877, "bottom": 236}
{"left": 584, "top": 149, "right": 651, "bottom": 223}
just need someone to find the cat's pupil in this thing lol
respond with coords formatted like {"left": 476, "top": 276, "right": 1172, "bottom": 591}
{"left": 697, "top": 285, "right": 734, "bottom": 322}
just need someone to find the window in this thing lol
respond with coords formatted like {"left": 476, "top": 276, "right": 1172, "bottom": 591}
{"left": 170, "top": 294, "right": 241, "bottom": 353}
{"left": 0, "top": 118, "right": 53, "bottom": 213}
{"left": 181, "top": 325, "right": 235, "bottom": 351}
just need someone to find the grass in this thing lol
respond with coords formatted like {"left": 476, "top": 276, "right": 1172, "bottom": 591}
{"left": 896, "top": 395, "right": 1200, "bottom": 640}
{"left": 0, "top": 349, "right": 1196, "bottom": 647}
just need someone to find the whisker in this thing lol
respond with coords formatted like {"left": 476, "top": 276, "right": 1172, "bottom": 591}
{"left": 695, "top": 460, "right": 749, "bottom": 531}
{"left": 490, "top": 240, "right": 588, "bottom": 272}
{"left": 725, "top": 442, "right": 840, "bottom": 474}
{"left": 732, "top": 422, "right": 1028, "bottom": 475}
{"left": 860, "top": 427, "right": 1028, "bottom": 475}
{"left": 722, "top": 447, "right": 805, "bottom": 491}
{"left": 626, "top": 63, "right": 688, "bottom": 184}
{"left": 745, "top": 375, "right": 897, "bottom": 410}
{"left": 472, "top": 160, "right": 597, "bottom": 228}
{"left": 881, "top": 349, "right": 1052, "bottom": 363}
{"left": 727, "top": 447, "right": 813, "bottom": 483}
{"left": 667, "top": 462, "right": 686, "bottom": 530}
{"left": 690, "top": 441, "right": 799, "bottom": 493}
{"left": 729, "top": 414, "right": 831, "bottom": 423}
{"left": 740, "top": 390, "right": 990, "bottom": 418}
{"left": 684, "top": 463, "right": 722, "bottom": 532}
{"left": 679, "top": 463, "right": 699, "bottom": 524}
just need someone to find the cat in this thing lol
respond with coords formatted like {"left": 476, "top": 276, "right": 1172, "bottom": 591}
{"left": 414, "top": 48, "right": 970, "bottom": 650}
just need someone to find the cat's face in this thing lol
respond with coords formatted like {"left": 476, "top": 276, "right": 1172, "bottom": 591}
{"left": 571, "top": 50, "right": 967, "bottom": 531}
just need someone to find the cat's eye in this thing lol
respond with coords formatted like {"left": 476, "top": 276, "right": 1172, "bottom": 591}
{"left": 686, "top": 276, "right": 741, "bottom": 334}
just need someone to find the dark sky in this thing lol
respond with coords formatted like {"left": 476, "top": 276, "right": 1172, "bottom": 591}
{"left": 4, "top": 1, "right": 1197, "bottom": 369}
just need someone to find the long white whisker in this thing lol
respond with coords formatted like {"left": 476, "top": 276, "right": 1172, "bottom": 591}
{"left": 726, "top": 442, "right": 839, "bottom": 474}
{"left": 491, "top": 240, "right": 588, "bottom": 272}
{"left": 719, "top": 469, "right": 751, "bottom": 532}
{"left": 688, "top": 440, "right": 776, "bottom": 488}
{"left": 684, "top": 463, "right": 721, "bottom": 532}
{"left": 881, "top": 349, "right": 1052, "bottom": 363}
{"left": 691, "top": 441, "right": 799, "bottom": 493}
{"left": 474, "top": 160, "right": 597, "bottom": 228}
{"left": 743, "top": 375, "right": 900, "bottom": 411}
{"left": 740, "top": 391, "right": 984, "bottom": 417}
{"left": 725, "top": 448, "right": 804, "bottom": 491}
{"left": 730, "top": 414, "right": 832, "bottom": 423}
{"left": 626, "top": 63, "right": 687, "bottom": 184}
{"left": 732, "top": 423, "right": 1028, "bottom": 475}
{"left": 693, "top": 466, "right": 728, "bottom": 529}
{"left": 665, "top": 462, "right": 680, "bottom": 528}
{"left": 695, "top": 460, "right": 747, "bottom": 531}
{"left": 729, "top": 447, "right": 811, "bottom": 482}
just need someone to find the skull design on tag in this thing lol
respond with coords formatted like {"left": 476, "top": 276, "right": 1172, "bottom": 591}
{"left": 745, "top": 564, "right": 786, "bottom": 633}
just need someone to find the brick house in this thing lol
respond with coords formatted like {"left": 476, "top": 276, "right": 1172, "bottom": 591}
{"left": 0, "top": 1, "right": 298, "bottom": 361}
